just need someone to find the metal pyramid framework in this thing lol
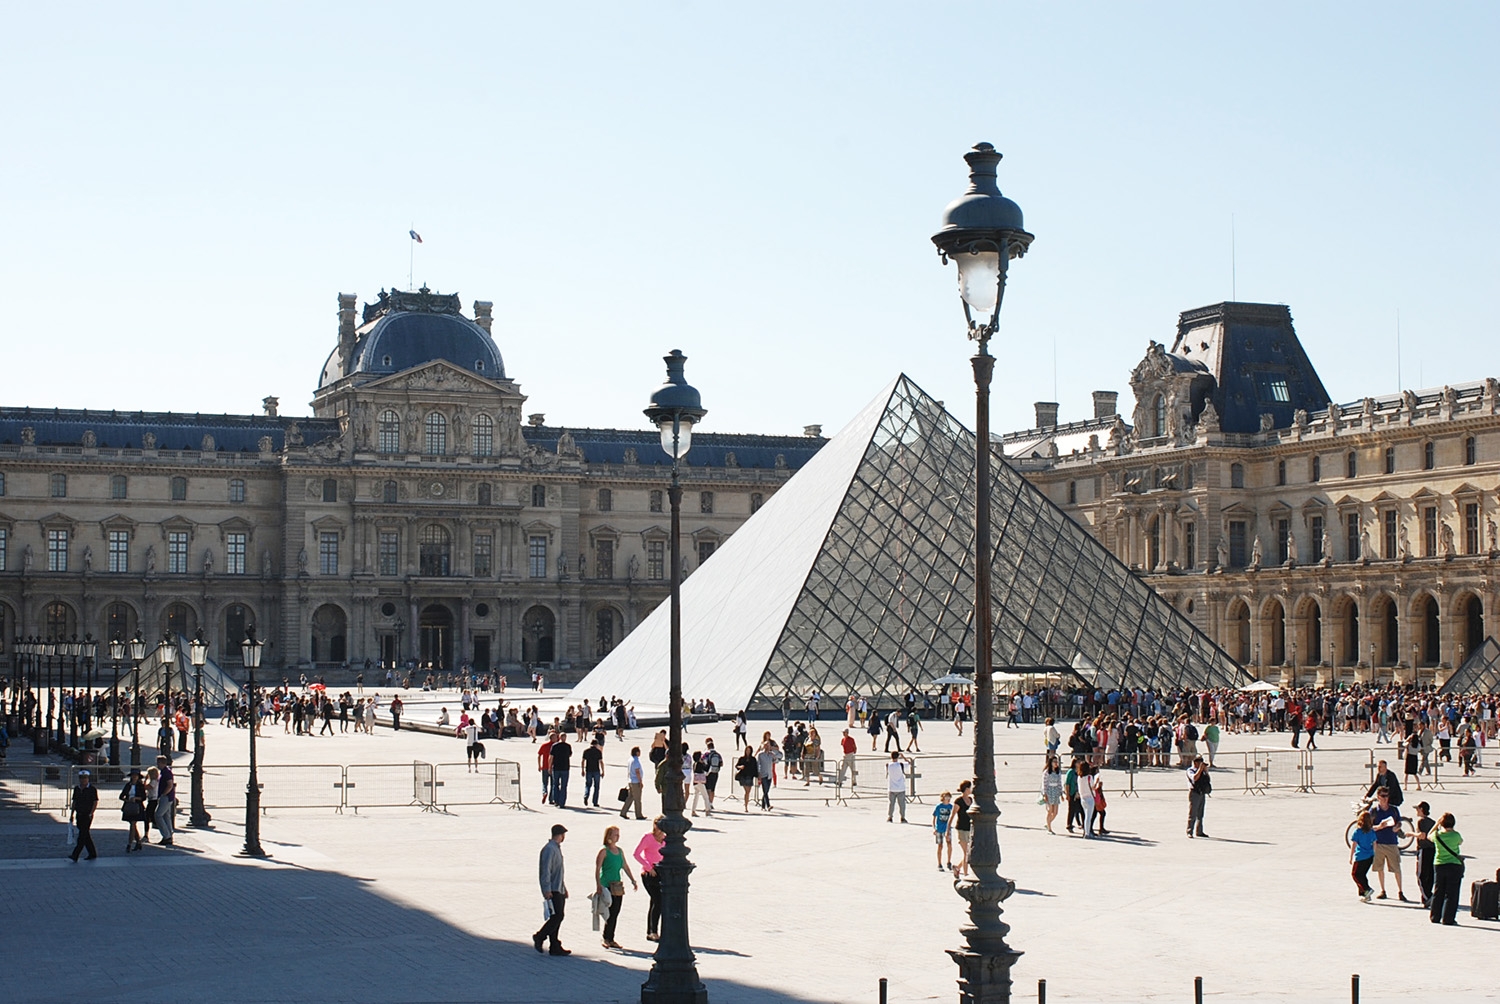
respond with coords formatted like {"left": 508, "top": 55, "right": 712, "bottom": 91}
{"left": 1440, "top": 637, "right": 1500, "bottom": 694}
{"left": 572, "top": 375, "right": 1250, "bottom": 713}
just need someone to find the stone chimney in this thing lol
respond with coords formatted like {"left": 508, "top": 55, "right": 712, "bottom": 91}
{"left": 1034, "top": 402, "right": 1059, "bottom": 429}
{"left": 337, "top": 293, "right": 358, "bottom": 376}
{"left": 262, "top": 396, "right": 279, "bottom": 418}
{"left": 1092, "top": 390, "right": 1119, "bottom": 419}
{"left": 473, "top": 300, "right": 494, "bottom": 334}
{"left": 803, "top": 424, "right": 823, "bottom": 438}
{"left": 528, "top": 413, "right": 546, "bottom": 427}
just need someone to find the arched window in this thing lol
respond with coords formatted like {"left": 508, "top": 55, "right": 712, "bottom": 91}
{"left": 1230, "top": 463, "right": 1245, "bottom": 489}
{"left": 531, "top": 484, "right": 546, "bottom": 508}
{"left": 472, "top": 414, "right": 494, "bottom": 457}
{"left": 1152, "top": 395, "right": 1166, "bottom": 439}
{"left": 419, "top": 525, "right": 452, "bottom": 577}
{"left": 424, "top": 413, "right": 447, "bottom": 455}
{"left": 1423, "top": 441, "right": 1435, "bottom": 470}
{"left": 45, "top": 601, "right": 73, "bottom": 638}
{"left": 106, "top": 602, "right": 132, "bottom": 643}
{"left": 378, "top": 410, "right": 401, "bottom": 453}
{"left": 382, "top": 480, "right": 398, "bottom": 504}
{"left": 110, "top": 474, "right": 128, "bottom": 499}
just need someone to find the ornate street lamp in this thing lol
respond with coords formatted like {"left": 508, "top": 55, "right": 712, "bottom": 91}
{"left": 932, "top": 142, "right": 1033, "bottom": 1004}
{"left": 128, "top": 633, "right": 147, "bottom": 767}
{"left": 81, "top": 636, "right": 96, "bottom": 750}
{"left": 25, "top": 639, "right": 45, "bottom": 755}
{"left": 189, "top": 630, "right": 212, "bottom": 828}
{"left": 240, "top": 626, "right": 268, "bottom": 858}
{"left": 109, "top": 637, "right": 125, "bottom": 766}
{"left": 44, "top": 638, "right": 59, "bottom": 747}
{"left": 158, "top": 634, "right": 178, "bottom": 758}
{"left": 640, "top": 349, "right": 708, "bottom": 1004}
{"left": 66, "top": 635, "right": 81, "bottom": 748}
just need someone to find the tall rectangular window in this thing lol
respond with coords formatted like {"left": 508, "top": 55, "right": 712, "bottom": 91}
{"left": 1276, "top": 518, "right": 1290, "bottom": 565}
{"left": 595, "top": 539, "right": 614, "bottom": 580}
{"left": 223, "top": 531, "right": 244, "bottom": 570}
{"left": 1310, "top": 456, "right": 1321, "bottom": 482}
{"left": 226, "top": 532, "right": 246, "bottom": 575}
{"left": 50, "top": 473, "right": 67, "bottom": 498}
{"left": 698, "top": 540, "right": 716, "bottom": 566}
{"left": 1465, "top": 503, "right": 1480, "bottom": 555}
{"left": 528, "top": 535, "right": 548, "bottom": 578}
{"left": 378, "top": 531, "right": 400, "bottom": 576}
{"left": 1346, "top": 452, "right": 1357, "bottom": 478}
{"left": 0, "top": 472, "right": 6, "bottom": 495}
{"left": 472, "top": 415, "right": 493, "bottom": 457}
{"left": 170, "top": 476, "right": 187, "bottom": 501}
{"left": 597, "top": 489, "right": 612, "bottom": 512}
{"left": 424, "top": 413, "right": 447, "bottom": 455}
{"left": 0, "top": 527, "right": 7, "bottom": 571}
{"left": 1228, "top": 521, "right": 1247, "bottom": 568}
{"left": 647, "top": 539, "right": 665, "bottom": 580}
{"left": 322, "top": 478, "right": 337, "bottom": 503}
{"left": 699, "top": 491, "right": 714, "bottom": 514}
{"left": 1384, "top": 447, "right": 1396, "bottom": 474}
{"left": 48, "top": 529, "right": 68, "bottom": 571}
{"left": 649, "top": 490, "right": 663, "bottom": 513}
{"left": 1465, "top": 436, "right": 1477, "bottom": 466}
{"left": 378, "top": 410, "right": 401, "bottom": 453}
{"left": 1383, "top": 510, "right": 1397, "bottom": 560}
{"left": 319, "top": 531, "right": 339, "bottom": 575}
{"left": 1346, "top": 513, "right": 1360, "bottom": 561}
{"left": 473, "top": 533, "right": 493, "bottom": 577}
{"left": 1310, "top": 516, "right": 1324, "bottom": 562}
{"left": 750, "top": 492, "right": 764, "bottom": 513}
{"left": 1183, "top": 521, "right": 1196, "bottom": 570}
{"left": 229, "top": 478, "right": 246, "bottom": 503}
{"left": 111, "top": 475, "right": 128, "bottom": 499}
{"left": 108, "top": 530, "right": 129, "bottom": 573}
{"left": 167, "top": 530, "right": 189, "bottom": 573}
{"left": 1423, "top": 506, "right": 1438, "bottom": 557}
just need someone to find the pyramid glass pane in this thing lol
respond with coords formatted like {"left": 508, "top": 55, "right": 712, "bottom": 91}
{"left": 1440, "top": 637, "right": 1500, "bottom": 694}
{"left": 571, "top": 375, "right": 1251, "bottom": 713}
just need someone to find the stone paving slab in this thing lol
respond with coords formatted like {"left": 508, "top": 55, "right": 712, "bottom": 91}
{"left": 3, "top": 719, "right": 1497, "bottom": 1002}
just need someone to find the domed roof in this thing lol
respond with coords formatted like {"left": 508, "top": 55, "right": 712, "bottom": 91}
{"left": 319, "top": 287, "right": 504, "bottom": 388}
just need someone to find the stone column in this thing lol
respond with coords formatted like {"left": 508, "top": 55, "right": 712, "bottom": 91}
{"left": 458, "top": 597, "right": 471, "bottom": 668}
{"left": 408, "top": 598, "right": 420, "bottom": 666}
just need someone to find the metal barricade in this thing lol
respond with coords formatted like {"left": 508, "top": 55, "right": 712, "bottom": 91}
{"left": 494, "top": 760, "right": 524, "bottom": 808}
{"left": 0, "top": 764, "right": 45, "bottom": 809}
{"left": 413, "top": 760, "right": 440, "bottom": 811}
{"left": 344, "top": 763, "right": 425, "bottom": 811}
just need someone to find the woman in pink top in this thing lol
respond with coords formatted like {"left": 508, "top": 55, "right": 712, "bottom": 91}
{"left": 633, "top": 818, "right": 666, "bottom": 942}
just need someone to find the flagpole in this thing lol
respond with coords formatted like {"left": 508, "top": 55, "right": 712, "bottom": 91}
{"left": 409, "top": 225, "right": 415, "bottom": 291}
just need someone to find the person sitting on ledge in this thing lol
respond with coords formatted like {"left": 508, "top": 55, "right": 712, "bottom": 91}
{"left": 436, "top": 707, "right": 450, "bottom": 727}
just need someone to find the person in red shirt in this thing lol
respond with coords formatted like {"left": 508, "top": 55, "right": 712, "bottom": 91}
{"left": 537, "top": 731, "right": 555, "bottom": 804}
{"left": 835, "top": 729, "right": 859, "bottom": 788}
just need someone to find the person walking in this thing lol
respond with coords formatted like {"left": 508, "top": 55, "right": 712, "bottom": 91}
{"left": 633, "top": 818, "right": 666, "bottom": 942}
{"left": 905, "top": 708, "right": 922, "bottom": 752}
{"left": 755, "top": 739, "right": 781, "bottom": 811}
{"left": 549, "top": 733, "right": 573, "bottom": 809}
{"left": 1349, "top": 810, "right": 1377, "bottom": 902}
{"left": 933, "top": 791, "right": 955, "bottom": 870}
{"left": 1186, "top": 755, "right": 1210, "bottom": 838}
{"left": 154, "top": 755, "right": 176, "bottom": 846}
{"left": 1412, "top": 801, "right": 1436, "bottom": 908}
{"left": 835, "top": 729, "right": 859, "bottom": 789}
{"left": 119, "top": 768, "right": 147, "bottom": 852}
{"left": 594, "top": 825, "right": 637, "bottom": 950}
{"left": 952, "top": 780, "right": 973, "bottom": 877}
{"left": 621, "top": 747, "right": 646, "bottom": 820}
{"left": 1064, "top": 758, "right": 1082, "bottom": 833}
{"left": 868, "top": 708, "right": 883, "bottom": 751}
{"left": 735, "top": 745, "right": 758, "bottom": 811}
{"left": 1076, "top": 761, "right": 1097, "bottom": 838}
{"left": 886, "top": 751, "right": 910, "bottom": 823}
{"left": 1428, "top": 812, "right": 1464, "bottom": 926}
{"left": 1368, "top": 786, "right": 1407, "bottom": 900}
{"left": 533, "top": 824, "right": 571, "bottom": 955}
{"left": 703, "top": 738, "right": 723, "bottom": 811}
{"left": 464, "top": 719, "right": 482, "bottom": 772}
{"left": 68, "top": 770, "right": 99, "bottom": 862}
{"left": 1041, "top": 755, "right": 1062, "bottom": 834}
{"left": 581, "top": 739, "right": 605, "bottom": 807}
{"left": 389, "top": 694, "right": 403, "bottom": 731}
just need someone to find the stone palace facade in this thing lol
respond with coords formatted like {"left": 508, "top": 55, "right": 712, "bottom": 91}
{"left": 1007, "top": 301, "right": 1499, "bottom": 688}
{"left": 0, "top": 287, "right": 821, "bottom": 678}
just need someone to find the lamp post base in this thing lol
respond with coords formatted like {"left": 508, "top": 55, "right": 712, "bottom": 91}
{"left": 640, "top": 977, "right": 708, "bottom": 1004}
{"left": 947, "top": 947, "right": 1022, "bottom": 1004}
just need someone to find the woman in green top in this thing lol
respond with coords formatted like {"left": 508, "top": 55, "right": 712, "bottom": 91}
{"left": 595, "top": 825, "right": 637, "bottom": 949}
{"left": 1428, "top": 812, "right": 1464, "bottom": 926}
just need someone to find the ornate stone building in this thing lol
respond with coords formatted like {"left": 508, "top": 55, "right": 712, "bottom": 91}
{"left": 1007, "top": 301, "right": 1498, "bottom": 688}
{"left": 0, "top": 288, "right": 822, "bottom": 677}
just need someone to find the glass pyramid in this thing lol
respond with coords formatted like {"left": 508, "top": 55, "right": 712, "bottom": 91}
{"left": 1440, "top": 637, "right": 1500, "bottom": 694}
{"left": 571, "top": 376, "right": 1250, "bottom": 714}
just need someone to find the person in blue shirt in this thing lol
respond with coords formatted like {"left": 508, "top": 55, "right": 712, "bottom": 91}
{"left": 1369, "top": 787, "right": 1408, "bottom": 901}
{"left": 1349, "top": 810, "right": 1377, "bottom": 903}
{"left": 933, "top": 791, "right": 954, "bottom": 871}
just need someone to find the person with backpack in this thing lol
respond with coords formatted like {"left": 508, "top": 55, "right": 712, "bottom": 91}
{"left": 1186, "top": 755, "right": 1211, "bottom": 838}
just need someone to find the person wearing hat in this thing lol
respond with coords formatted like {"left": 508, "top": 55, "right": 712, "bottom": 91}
{"left": 533, "top": 824, "right": 570, "bottom": 956}
{"left": 68, "top": 770, "right": 99, "bottom": 861}
{"left": 120, "top": 768, "right": 148, "bottom": 852}
{"left": 1186, "top": 755, "right": 1211, "bottom": 838}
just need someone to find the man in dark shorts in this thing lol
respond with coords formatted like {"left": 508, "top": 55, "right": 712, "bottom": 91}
{"left": 580, "top": 739, "right": 604, "bottom": 807}
{"left": 1369, "top": 786, "right": 1407, "bottom": 901}
{"left": 702, "top": 738, "right": 723, "bottom": 811}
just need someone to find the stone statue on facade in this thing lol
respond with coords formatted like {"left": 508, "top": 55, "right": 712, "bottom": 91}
{"left": 81, "top": 429, "right": 97, "bottom": 448}
{"left": 262, "top": 549, "right": 274, "bottom": 577}
{"left": 1198, "top": 400, "right": 1220, "bottom": 433}
{"left": 1440, "top": 522, "right": 1456, "bottom": 559}
{"left": 20, "top": 426, "right": 35, "bottom": 446}
{"left": 141, "top": 432, "right": 156, "bottom": 449}
{"left": 144, "top": 545, "right": 156, "bottom": 574}
{"left": 285, "top": 423, "right": 303, "bottom": 448}
{"left": 22, "top": 545, "right": 32, "bottom": 572}
{"left": 577, "top": 551, "right": 587, "bottom": 577}
{"left": 623, "top": 447, "right": 637, "bottom": 465}
{"left": 557, "top": 551, "right": 568, "bottom": 577}
{"left": 1442, "top": 385, "right": 1457, "bottom": 418}
{"left": 203, "top": 548, "right": 215, "bottom": 574}
{"left": 1249, "top": 536, "right": 1263, "bottom": 570}
{"left": 1361, "top": 397, "right": 1376, "bottom": 424}
{"left": 1488, "top": 517, "right": 1499, "bottom": 555}
{"left": 201, "top": 434, "right": 216, "bottom": 452}
{"left": 258, "top": 435, "right": 274, "bottom": 453}
{"left": 556, "top": 430, "right": 580, "bottom": 459}
{"left": 1258, "top": 413, "right": 1275, "bottom": 433}
{"left": 1285, "top": 532, "right": 1297, "bottom": 567}
{"left": 1215, "top": 534, "right": 1229, "bottom": 571}
{"left": 627, "top": 554, "right": 640, "bottom": 579}
{"left": 81, "top": 545, "right": 92, "bottom": 572}
{"left": 1398, "top": 523, "right": 1411, "bottom": 562}
{"left": 1360, "top": 528, "right": 1373, "bottom": 563}
{"left": 298, "top": 547, "right": 309, "bottom": 575}
{"left": 1321, "top": 528, "right": 1333, "bottom": 567}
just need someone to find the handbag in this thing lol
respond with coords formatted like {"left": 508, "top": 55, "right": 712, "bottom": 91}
{"left": 122, "top": 800, "right": 144, "bottom": 822}
{"left": 618, "top": 787, "right": 630, "bottom": 803}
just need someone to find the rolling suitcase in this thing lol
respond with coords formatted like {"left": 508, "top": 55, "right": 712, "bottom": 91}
{"left": 1470, "top": 871, "right": 1500, "bottom": 921}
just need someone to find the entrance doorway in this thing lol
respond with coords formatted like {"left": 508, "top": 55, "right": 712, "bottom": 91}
{"left": 420, "top": 604, "right": 454, "bottom": 669}
{"left": 473, "top": 635, "right": 491, "bottom": 673}
{"left": 522, "top": 605, "right": 555, "bottom": 664}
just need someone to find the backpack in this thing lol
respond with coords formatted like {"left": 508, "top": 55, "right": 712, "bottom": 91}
{"left": 1193, "top": 768, "right": 1212, "bottom": 794}
{"left": 1186, "top": 723, "right": 1199, "bottom": 741}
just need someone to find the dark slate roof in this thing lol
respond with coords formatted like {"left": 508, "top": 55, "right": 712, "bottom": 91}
{"left": 0, "top": 408, "right": 340, "bottom": 452}
{"left": 320, "top": 288, "right": 504, "bottom": 388}
{"left": 1172, "top": 302, "right": 1331, "bottom": 435}
{"left": 521, "top": 426, "right": 825, "bottom": 470}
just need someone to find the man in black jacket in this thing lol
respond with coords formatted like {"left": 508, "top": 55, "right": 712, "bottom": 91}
{"left": 69, "top": 770, "right": 99, "bottom": 861}
{"left": 1367, "top": 759, "right": 1403, "bottom": 806}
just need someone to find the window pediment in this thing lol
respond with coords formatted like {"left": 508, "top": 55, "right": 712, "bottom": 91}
{"left": 310, "top": 515, "right": 346, "bottom": 532}
{"left": 638, "top": 524, "right": 668, "bottom": 542}
{"left": 160, "top": 516, "right": 195, "bottom": 540}
{"left": 100, "top": 513, "right": 137, "bottom": 532}
{"left": 40, "top": 512, "right": 77, "bottom": 530}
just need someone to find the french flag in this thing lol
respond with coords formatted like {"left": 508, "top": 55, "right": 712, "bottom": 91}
{"left": 409, "top": 230, "right": 423, "bottom": 243}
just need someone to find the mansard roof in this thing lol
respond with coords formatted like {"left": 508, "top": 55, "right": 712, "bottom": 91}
{"left": 0, "top": 408, "right": 338, "bottom": 452}
{"left": 521, "top": 425, "right": 824, "bottom": 470}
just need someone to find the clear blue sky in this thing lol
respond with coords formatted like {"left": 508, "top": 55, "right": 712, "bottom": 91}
{"left": 4, "top": 3, "right": 1496, "bottom": 439}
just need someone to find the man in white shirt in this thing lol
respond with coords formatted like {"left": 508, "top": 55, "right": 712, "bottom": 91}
{"left": 886, "top": 752, "right": 910, "bottom": 823}
{"left": 620, "top": 747, "right": 646, "bottom": 820}
{"left": 464, "top": 719, "right": 481, "bottom": 772}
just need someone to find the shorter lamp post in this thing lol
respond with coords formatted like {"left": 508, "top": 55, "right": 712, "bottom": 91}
{"left": 189, "top": 631, "right": 211, "bottom": 827}
{"left": 158, "top": 634, "right": 178, "bottom": 758}
{"left": 108, "top": 638, "right": 125, "bottom": 766}
{"left": 46, "top": 638, "right": 61, "bottom": 748}
{"left": 27, "top": 639, "right": 46, "bottom": 754}
{"left": 129, "top": 633, "right": 147, "bottom": 767}
{"left": 66, "top": 635, "right": 81, "bottom": 748}
{"left": 241, "top": 627, "right": 267, "bottom": 858}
